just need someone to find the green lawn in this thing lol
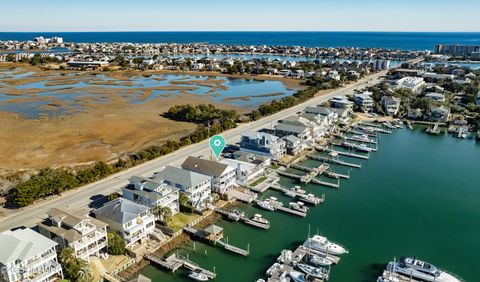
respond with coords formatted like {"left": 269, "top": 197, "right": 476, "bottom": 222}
{"left": 250, "top": 176, "right": 267, "bottom": 187}
{"left": 168, "top": 212, "right": 200, "bottom": 231}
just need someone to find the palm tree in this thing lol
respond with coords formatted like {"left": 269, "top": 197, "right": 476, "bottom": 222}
{"left": 76, "top": 260, "right": 93, "bottom": 282}
{"left": 59, "top": 247, "right": 75, "bottom": 266}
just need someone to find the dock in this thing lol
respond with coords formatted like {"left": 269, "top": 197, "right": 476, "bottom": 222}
{"left": 310, "top": 178, "right": 340, "bottom": 189}
{"left": 254, "top": 199, "right": 307, "bottom": 217}
{"left": 329, "top": 140, "right": 378, "bottom": 152}
{"left": 316, "top": 146, "right": 369, "bottom": 160}
{"left": 275, "top": 170, "right": 312, "bottom": 184}
{"left": 270, "top": 183, "right": 324, "bottom": 205}
{"left": 144, "top": 253, "right": 217, "bottom": 279}
{"left": 183, "top": 225, "right": 250, "bottom": 256}
{"left": 213, "top": 207, "right": 241, "bottom": 221}
{"left": 307, "top": 155, "right": 362, "bottom": 168}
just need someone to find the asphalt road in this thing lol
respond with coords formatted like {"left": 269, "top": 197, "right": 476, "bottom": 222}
{"left": 0, "top": 70, "right": 387, "bottom": 232}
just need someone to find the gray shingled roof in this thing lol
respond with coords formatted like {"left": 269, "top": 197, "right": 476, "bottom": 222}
{"left": 275, "top": 123, "right": 308, "bottom": 134}
{"left": 0, "top": 228, "right": 57, "bottom": 264}
{"left": 94, "top": 198, "right": 149, "bottom": 225}
{"left": 181, "top": 156, "right": 228, "bottom": 178}
{"left": 155, "top": 166, "right": 211, "bottom": 188}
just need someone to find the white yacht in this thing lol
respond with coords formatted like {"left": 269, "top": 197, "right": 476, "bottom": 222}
{"left": 256, "top": 199, "right": 275, "bottom": 211}
{"left": 289, "top": 201, "right": 308, "bottom": 213}
{"left": 288, "top": 271, "right": 307, "bottom": 282}
{"left": 387, "top": 257, "right": 462, "bottom": 282}
{"left": 296, "top": 263, "right": 329, "bottom": 280}
{"left": 188, "top": 269, "right": 209, "bottom": 281}
{"left": 303, "top": 235, "right": 348, "bottom": 255}
{"left": 354, "top": 143, "right": 372, "bottom": 152}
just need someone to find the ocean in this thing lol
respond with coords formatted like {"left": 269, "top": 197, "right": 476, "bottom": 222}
{"left": 1, "top": 32, "right": 480, "bottom": 50}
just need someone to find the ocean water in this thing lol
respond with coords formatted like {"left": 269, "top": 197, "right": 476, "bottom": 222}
{"left": 141, "top": 128, "right": 480, "bottom": 282}
{"left": 1, "top": 32, "right": 480, "bottom": 50}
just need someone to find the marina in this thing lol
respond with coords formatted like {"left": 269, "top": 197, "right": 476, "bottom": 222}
{"left": 315, "top": 146, "right": 370, "bottom": 160}
{"left": 306, "top": 155, "right": 362, "bottom": 169}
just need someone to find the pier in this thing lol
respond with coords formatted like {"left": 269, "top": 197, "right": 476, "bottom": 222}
{"left": 316, "top": 146, "right": 369, "bottom": 160}
{"left": 270, "top": 183, "right": 324, "bottom": 205}
{"left": 307, "top": 154, "right": 362, "bottom": 168}
{"left": 255, "top": 199, "right": 307, "bottom": 217}
{"left": 214, "top": 207, "right": 241, "bottom": 221}
{"left": 329, "top": 140, "right": 378, "bottom": 152}
{"left": 144, "top": 253, "right": 217, "bottom": 279}
{"left": 310, "top": 178, "right": 340, "bottom": 189}
{"left": 183, "top": 225, "right": 250, "bottom": 256}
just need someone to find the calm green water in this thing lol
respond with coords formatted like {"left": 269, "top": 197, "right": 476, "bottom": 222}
{"left": 141, "top": 128, "right": 480, "bottom": 282}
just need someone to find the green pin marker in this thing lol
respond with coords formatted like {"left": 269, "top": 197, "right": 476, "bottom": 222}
{"left": 209, "top": 135, "right": 226, "bottom": 161}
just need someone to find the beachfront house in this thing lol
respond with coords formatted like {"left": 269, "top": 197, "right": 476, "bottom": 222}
{"left": 93, "top": 198, "right": 155, "bottom": 247}
{"left": 299, "top": 112, "right": 330, "bottom": 132}
{"left": 220, "top": 158, "right": 265, "bottom": 186}
{"left": 240, "top": 132, "right": 286, "bottom": 161}
{"left": 381, "top": 96, "right": 401, "bottom": 116}
{"left": 282, "top": 135, "right": 305, "bottom": 155}
{"left": 274, "top": 122, "right": 311, "bottom": 142}
{"left": 278, "top": 115, "right": 323, "bottom": 140}
{"left": 38, "top": 207, "right": 108, "bottom": 261}
{"left": 354, "top": 92, "right": 374, "bottom": 113}
{"left": 0, "top": 228, "right": 63, "bottom": 282}
{"left": 429, "top": 106, "right": 451, "bottom": 122}
{"left": 330, "top": 96, "right": 354, "bottom": 109}
{"left": 181, "top": 156, "right": 236, "bottom": 195}
{"left": 332, "top": 108, "right": 353, "bottom": 125}
{"left": 125, "top": 176, "right": 180, "bottom": 215}
{"left": 153, "top": 166, "right": 212, "bottom": 211}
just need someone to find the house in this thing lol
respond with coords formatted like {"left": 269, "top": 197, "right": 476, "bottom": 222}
{"left": 240, "top": 132, "right": 286, "bottom": 161}
{"left": 278, "top": 115, "right": 324, "bottom": 140}
{"left": 38, "top": 207, "right": 108, "bottom": 261}
{"left": 274, "top": 122, "right": 311, "bottom": 141}
{"left": 233, "top": 151, "right": 272, "bottom": 168}
{"left": 153, "top": 166, "right": 212, "bottom": 211}
{"left": 181, "top": 156, "right": 236, "bottom": 194}
{"left": 330, "top": 96, "right": 354, "bottom": 109}
{"left": 395, "top": 77, "right": 425, "bottom": 93}
{"left": 0, "top": 228, "right": 63, "bottom": 282}
{"left": 278, "top": 69, "right": 292, "bottom": 77}
{"left": 429, "top": 106, "right": 450, "bottom": 122}
{"left": 282, "top": 135, "right": 304, "bottom": 155}
{"left": 125, "top": 176, "right": 179, "bottom": 215}
{"left": 220, "top": 158, "right": 264, "bottom": 186}
{"left": 381, "top": 96, "right": 401, "bottom": 116}
{"left": 299, "top": 112, "right": 329, "bottom": 130}
{"left": 93, "top": 198, "right": 155, "bottom": 247}
{"left": 425, "top": 93, "right": 446, "bottom": 102}
{"left": 304, "top": 106, "right": 338, "bottom": 125}
{"left": 354, "top": 92, "right": 374, "bottom": 113}
{"left": 326, "top": 70, "right": 341, "bottom": 81}
{"left": 331, "top": 108, "right": 352, "bottom": 124}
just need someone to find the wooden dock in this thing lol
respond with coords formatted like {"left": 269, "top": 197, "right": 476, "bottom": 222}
{"left": 307, "top": 155, "right": 361, "bottom": 168}
{"left": 270, "top": 183, "right": 324, "bottom": 205}
{"left": 214, "top": 207, "right": 241, "bottom": 221}
{"left": 316, "top": 146, "right": 369, "bottom": 160}
{"left": 144, "top": 253, "right": 217, "bottom": 279}
{"left": 183, "top": 226, "right": 250, "bottom": 256}
{"left": 310, "top": 178, "right": 340, "bottom": 189}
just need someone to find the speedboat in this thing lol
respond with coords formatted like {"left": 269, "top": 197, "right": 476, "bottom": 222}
{"left": 251, "top": 214, "right": 270, "bottom": 226}
{"left": 293, "top": 185, "right": 306, "bottom": 194}
{"left": 326, "top": 171, "right": 339, "bottom": 179}
{"left": 266, "top": 263, "right": 282, "bottom": 276}
{"left": 188, "top": 269, "right": 209, "bottom": 281}
{"left": 298, "top": 193, "right": 318, "bottom": 204}
{"left": 387, "top": 257, "right": 462, "bottom": 282}
{"left": 296, "top": 263, "right": 329, "bottom": 280}
{"left": 289, "top": 202, "right": 308, "bottom": 213}
{"left": 256, "top": 200, "right": 275, "bottom": 211}
{"left": 288, "top": 271, "right": 307, "bottom": 282}
{"left": 304, "top": 235, "right": 348, "bottom": 255}
{"left": 309, "top": 254, "right": 332, "bottom": 267}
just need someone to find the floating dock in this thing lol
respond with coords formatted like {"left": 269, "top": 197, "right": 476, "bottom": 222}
{"left": 254, "top": 199, "right": 307, "bottom": 217}
{"left": 316, "top": 146, "right": 369, "bottom": 160}
{"left": 270, "top": 183, "right": 324, "bottom": 205}
{"left": 183, "top": 226, "right": 250, "bottom": 256}
{"left": 307, "top": 155, "right": 362, "bottom": 168}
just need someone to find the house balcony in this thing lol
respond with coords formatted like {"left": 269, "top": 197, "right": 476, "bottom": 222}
{"left": 24, "top": 252, "right": 57, "bottom": 270}
{"left": 26, "top": 263, "right": 62, "bottom": 282}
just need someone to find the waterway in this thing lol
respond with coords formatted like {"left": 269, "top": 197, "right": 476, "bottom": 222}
{"left": 141, "top": 128, "right": 480, "bottom": 282}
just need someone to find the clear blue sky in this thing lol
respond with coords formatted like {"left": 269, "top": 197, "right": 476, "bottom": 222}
{"left": 1, "top": 0, "right": 479, "bottom": 32}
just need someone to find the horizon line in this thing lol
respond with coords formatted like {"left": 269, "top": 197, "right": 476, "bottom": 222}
{"left": 1, "top": 30, "right": 480, "bottom": 33}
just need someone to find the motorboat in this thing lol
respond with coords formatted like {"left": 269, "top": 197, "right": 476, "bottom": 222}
{"left": 326, "top": 171, "right": 339, "bottom": 179}
{"left": 309, "top": 254, "right": 333, "bottom": 267}
{"left": 354, "top": 143, "right": 372, "bottom": 152}
{"left": 293, "top": 185, "right": 306, "bottom": 194}
{"left": 351, "top": 134, "right": 372, "bottom": 143}
{"left": 250, "top": 213, "right": 270, "bottom": 225}
{"left": 288, "top": 271, "right": 307, "bottom": 282}
{"left": 289, "top": 202, "right": 308, "bottom": 213}
{"left": 266, "top": 263, "right": 282, "bottom": 276}
{"left": 298, "top": 193, "right": 319, "bottom": 204}
{"left": 296, "top": 263, "right": 329, "bottom": 280}
{"left": 387, "top": 257, "right": 462, "bottom": 282}
{"left": 233, "top": 209, "right": 245, "bottom": 218}
{"left": 188, "top": 269, "right": 209, "bottom": 281}
{"left": 304, "top": 235, "right": 348, "bottom": 255}
{"left": 256, "top": 200, "right": 275, "bottom": 211}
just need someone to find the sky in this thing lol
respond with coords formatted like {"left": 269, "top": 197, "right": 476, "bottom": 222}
{"left": 1, "top": 0, "right": 479, "bottom": 32}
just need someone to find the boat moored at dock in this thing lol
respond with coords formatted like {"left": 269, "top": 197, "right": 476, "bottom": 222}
{"left": 296, "top": 263, "right": 329, "bottom": 280}
{"left": 289, "top": 201, "right": 308, "bottom": 213}
{"left": 308, "top": 254, "right": 333, "bottom": 267}
{"left": 387, "top": 257, "right": 463, "bottom": 282}
{"left": 304, "top": 235, "right": 349, "bottom": 255}
{"left": 188, "top": 269, "right": 210, "bottom": 281}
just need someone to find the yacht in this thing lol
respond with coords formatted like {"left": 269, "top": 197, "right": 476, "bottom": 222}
{"left": 247, "top": 214, "right": 270, "bottom": 229}
{"left": 188, "top": 269, "right": 209, "bottom": 281}
{"left": 288, "top": 271, "right": 307, "bottom": 282}
{"left": 304, "top": 235, "right": 348, "bottom": 255}
{"left": 298, "top": 193, "right": 319, "bottom": 204}
{"left": 351, "top": 134, "right": 372, "bottom": 143}
{"left": 289, "top": 202, "right": 308, "bottom": 213}
{"left": 296, "top": 263, "right": 329, "bottom": 280}
{"left": 293, "top": 185, "right": 306, "bottom": 194}
{"left": 309, "top": 254, "right": 332, "bottom": 267}
{"left": 326, "top": 171, "right": 339, "bottom": 179}
{"left": 387, "top": 257, "right": 462, "bottom": 282}
{"left": 256, "top": 200, "right": 275, "bottom": 211}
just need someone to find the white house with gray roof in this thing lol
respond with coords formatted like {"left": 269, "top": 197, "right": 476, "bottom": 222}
{"left": 0, "top": 228, "right": 63, "bottom": 282}
{"left": 93, "top": 198, "right": 155, "bottom": 247}
{"left": 240, "top": 132, "right": 286, "bottom": 161}
{"left": 125, "top": 176, "right": 179, "bottom": 215}
{"left": 154, "top": 166, "right": 212, "bottom": 211}
{"left": 38, "top": 207, "right": 108, "bottom": 261}
{"left": 181, "top": 156, "right": 236, "bottom": 194}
